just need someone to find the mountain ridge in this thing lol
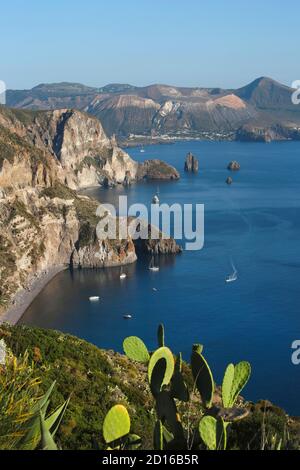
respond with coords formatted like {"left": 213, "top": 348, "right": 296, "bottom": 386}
{"left": 6, "top": 77, "right": 300, "bottom": 142}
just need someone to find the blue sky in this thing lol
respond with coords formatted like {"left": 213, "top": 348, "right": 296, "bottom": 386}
{"left": 1, "top": 0, "right": 299, "bottom": 89}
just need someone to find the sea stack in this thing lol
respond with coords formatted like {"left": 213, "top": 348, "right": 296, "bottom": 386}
{"left": 227, "top": 160, "right": 240, "bottom": 171}
{"left": 226, "top": 176, "right": 233, "bottom": 185}
{"left": 184, "top": 152, "right": 199, "bottom": 173}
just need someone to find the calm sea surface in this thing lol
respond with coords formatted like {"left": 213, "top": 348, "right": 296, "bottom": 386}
{"left": 20, "top": 141, "right": 300, "bottom": 414}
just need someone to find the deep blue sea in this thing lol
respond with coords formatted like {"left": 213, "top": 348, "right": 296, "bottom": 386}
{"left": 20, "top": 141, "right": 300, "bottom": 414}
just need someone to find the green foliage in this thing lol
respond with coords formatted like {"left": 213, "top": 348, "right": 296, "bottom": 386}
{"left": 40, "top": 412, "right": 58, "bottom": 451}
{"left": 222, "top": 362, "right": 251, "bottom": 408}
{"left": 103, "top": 404, "right": 131, "bottom": 444}
{"left": 123, "top": 336, "right": 150, "bottom": 363}
{"left": 229, "top": 401, "right": 290, "bottom": 450}
{"left": 0, "top": 344, "right": 67, "bottom": 450}
{"left": 0, "top": 324, "right": 155, "bottom": 450}
{"left": 199, "top": 415, "right": 227, "bottom": 450}
{"left": 191, "top": 350, "right": 214, "bottom": 408}
{"left": 120, "top": 324, "right": 251, "bottom": 451}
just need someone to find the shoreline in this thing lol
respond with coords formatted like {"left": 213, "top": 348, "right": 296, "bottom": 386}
{"left": 0, "top": 265, "right": 68, "bottom": 326}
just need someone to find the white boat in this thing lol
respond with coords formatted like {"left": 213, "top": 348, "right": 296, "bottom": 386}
{"left": 152, "top": 186, "right": 160, "bottom": 204}
{"left": 149, "top": 256, "right": 160, "bottom": 272}
{"left": 140, "top": 146, "right": 145, "bottom": 153}
{"left": 152, "top": 194, "right": 159, "bottom": 204}
{"left": 120, "top": 268, "right": 127, "bottom": 279}
{"left": 225, "top": 260, "right": 238, "bottom": 283}
{"left": 89, "top": 296, "right": 100, "bottom": 301}
{"left": 152, "top": 287, "right": 158, "bottom": 292}
{"left": 123, "top": 314, "right": 132, "bottom": 319}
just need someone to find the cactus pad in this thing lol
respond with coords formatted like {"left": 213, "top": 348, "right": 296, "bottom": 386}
{"left": 191, "top": 350, "right": 214, "bottom": 408}
{"left": 199, "top": 415, "right": 227, "bottom": 450}
{"left": 148, "top": 347, "right": 174, "bottom": 388}
{"left": 103, "top": 405, "right": 130, "bottom": 444}
{"left": 123, "top": 336, "right": 150, "bottom": 363}
{"left": 222, "top": 361, "right": 251, "bottom": 408}
{"left": 222, "top": 363, "right": 235, "bottom": 408}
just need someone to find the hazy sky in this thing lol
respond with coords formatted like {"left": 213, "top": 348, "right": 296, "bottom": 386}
{"left": 1, "top": 0, "right": 299, "bottom": 90}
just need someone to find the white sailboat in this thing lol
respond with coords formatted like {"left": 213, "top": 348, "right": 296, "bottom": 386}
{"left": 149, "top": 256, "right": 160, "bottom": 272}
{"left": 123, "top": 314, "right": 132, "bottom": 319}
{"left": 120, "top": 267, "right": 127, "bottom": 279}
{"left": 152, "top": 186, "right": 160, "bottom": 204}
{"left": 225, "top": 260, "right": 238, "bottom": 283}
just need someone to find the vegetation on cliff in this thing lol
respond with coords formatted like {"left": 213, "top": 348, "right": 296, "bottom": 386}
{"left": 0, "top": 324, "right": 298, "bottom": 450}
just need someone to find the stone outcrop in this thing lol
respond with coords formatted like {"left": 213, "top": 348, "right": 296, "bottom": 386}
{"left": 133, "top": 223, "right": 182, "bottom": 255}
{"left": 137, "top": 159, "right": 180, "bottom": 180}
{"left": 184, "top": 152, "right": 199, "bottom": 172}
{"left": 226, "top": 176, "right": 233, "bottom": 185}
{"left": 227, "top": 161, "right": 240, "bottom": 171}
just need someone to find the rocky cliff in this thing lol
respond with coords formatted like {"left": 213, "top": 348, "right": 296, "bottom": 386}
{"left": 0, "top": 106, "right": 181, "bottom": 315}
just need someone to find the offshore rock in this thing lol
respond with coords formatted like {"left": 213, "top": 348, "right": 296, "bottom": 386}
{"left": 184, "top": 152, "right": 199, "bottom": 172}
{"left": 227, "top": 160, "right": 240, "bottom": 171}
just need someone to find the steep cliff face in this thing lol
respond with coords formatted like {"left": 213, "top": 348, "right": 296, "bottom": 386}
{"left": 0, "top": 107, "right": 180, "bottom": 314}
{"left": 0, "top": 185, "right": 138, "bottom": 312}
{"left": 0, "top": 107, "right": 178, "bottom": 191}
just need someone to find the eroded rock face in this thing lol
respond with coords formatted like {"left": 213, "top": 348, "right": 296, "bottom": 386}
{"left": 184, "top": 152, "right": 199, "bottom": 172}
{"left": 0, "top": 188, "right": 138, "bottom": 311}
{"left": 133, "top": 223, "right": 182, "bottom": 255}
{"left": 72, "top": 238, "right": 137, "bottom": 268}
{"left": 0, "top": 107, "right": 181, "bottom": 313}
{"left": 0, "top": 107, "right": 180, "bottom": 191}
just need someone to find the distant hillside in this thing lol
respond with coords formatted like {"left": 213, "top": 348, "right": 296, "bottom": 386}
{"left": 6, "top": 77, "right": 300, "bottom": 141}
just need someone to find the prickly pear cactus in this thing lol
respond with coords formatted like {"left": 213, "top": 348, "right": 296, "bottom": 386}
{"left": 103, "top": 404, "right": 131, "bottom": 444}
{"left": 170, "top": 355, "right": 189, "bottom": 402}
{"left": 222, "top": 361, "right": 251, "bottom": 408}
{"left": 153, "top": 420, "right": 164, "bottom": 450}
{"left": 191, "top": 350, "right": 214, "bottom": 408}
{"left": 222, "top": 363, "right": 235, "bottom": 408}
{"left": 155, "top": 391, "right": 185, "bottom": 445}
{"left": 175, "top": 353, "right": 182, "bottom": 373}
{"left": 150, "top": 357, "right": 168, "bottom": 396}
{"left": 123, "top": 336, "right": 150, "bottom": 363}
{"left": 199, "top": 415, "right": 227, "bottom": 450}
{"left": 230, "top": 361, "right": 251, "bottom": 406}
{"left": 192, "top": 344, "right": 203, "bottom": 355}
{"left": 157, "top": 324, "right": 165, "bottom": 347}
{"left": 148, "top": 347, "right": 174, "bottom": 388}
